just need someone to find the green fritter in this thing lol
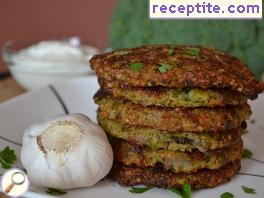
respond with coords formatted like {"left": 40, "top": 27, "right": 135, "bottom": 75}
{"left": 98, "top": 115, "right": 244, "bottom": 152}
{"left": 90, "top": 45, "right": 263, "bottom": 99}
{"left": 97, "top": 84, "right": 247, "bottom": 108}
{"left": 95, "top": 97, "right": 251, "bottom": 133}
{"left": 109, "top": 160, "right": 241, "bottom": 189}
{"left": 110, "top": 137, "right": 243, "bottom": 174}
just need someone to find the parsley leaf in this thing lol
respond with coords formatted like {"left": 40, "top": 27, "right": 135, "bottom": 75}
{"left": 242, "top": 185, "right": 256, "bottom": 194}
{"left": 182, "top": 184, "right": 191, "bottom": 198}
{"left": 220, "top": 192, "right": 234, "bottom": 198}
{"left": 0, "top": 147, "right": 17, "bottom": 169}
{"left": 171, "top": 188, "right": 182, "bottom": 197}
{"left": 171, "top": 183, "right": 191, "bottom": 198}
{"left": 185, "top": 48, "right": 200, "bottom": 57}
{"left": 168, "top": 48, "right": 174, "bottom": 55}
{"left": 158, "top": 63, "right": 173, "bottom": 73}
{"left": 46, "top": 188, "right": 66, "bottom": 196}
{"left": 242, "top": 148, "right": 253, "bottom": 159}
{"left": 130, "top": 62, "right": 144, "bottom": 72}
{"left": 129, "top": 186, "right": 152, "bottom": 194}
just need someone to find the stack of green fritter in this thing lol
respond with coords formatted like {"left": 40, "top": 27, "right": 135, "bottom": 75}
{"left": 91, "top": 45, "right": 263, "bottom": 189}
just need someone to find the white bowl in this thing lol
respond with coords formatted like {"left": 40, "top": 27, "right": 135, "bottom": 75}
{"left": 2, "top": 38, "right": 99, "bottom": 90}
{"left": 9, "top": 66, "right": 94, "bottom": 90}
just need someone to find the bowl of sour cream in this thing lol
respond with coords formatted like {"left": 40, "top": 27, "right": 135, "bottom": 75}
{"left": 2, "top": 38, "right": 99, "bottom": 90}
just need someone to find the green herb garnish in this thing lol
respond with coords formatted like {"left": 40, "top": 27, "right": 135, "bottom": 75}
{"left": 129, "top": 186, "right": 152, "bottom": 194}
{"left": 171, "top": 188, "right": 182, "bottom": 197}
{"left": 158, "top": 63, "right": 173, "bottom": 73}
{"left": 130, "top": 62, "right": 144, "bottom": 72}
{"left": 242, "top": 148, "right": 253, "bottom": 159}
{"left": 171, "top": 183, "right": 191, "bottom": 198}
{"left": 0, "top": 146, "right": 17, "bottom": 169}
{"left": 168, "top": 48, "right": 174, "bottom": 55}
{"left": 242, "top": 185, "right": 256, "bottom": 194}
{"left": 46, "top": 188, "right": 66, "bottom": 196}
{"left": 220, "top": 192, "right": 234, "bottom": 198}
{"left": 185, "top": 48, "right": 200, "bottom": 57}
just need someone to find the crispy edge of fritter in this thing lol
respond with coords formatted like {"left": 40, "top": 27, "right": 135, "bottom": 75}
{"left": 109, "top": 160, "right": 241, "bottom": 189}
{"left": 95, "top": 97, "right": 251, "bottom": 133}
{"left": 98, "top": 114, "right": 245, "bottom": 152}
{"left": 97, "top": 80, "right": 248, "bottom": 108}
{"left": 110, "top": 137, "right": 243, "bottom": 173}
{"left": 90, "top": 45, "right": 263, "bottom": 99}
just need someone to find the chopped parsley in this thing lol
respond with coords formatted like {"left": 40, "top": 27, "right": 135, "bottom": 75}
{"left": 46, "top": 188, "right": 66, "bottom": 196}
{"left": 185, "top": 48, "right": 200, "bottom": 57}
{"left": 242, "top": 185, "right": 256, "bottom": 194}
{"left": 168, "top": 48, "right": 174, "bottom": 55}
{"left": 0, "top": 146, "right": 17, "bottom": 169}
{"left": 220, "top": 192, "right": 234, "bottom": 198}
{"left": 242, "top": 148, "right": 253, "bottom": 159}
{"left": 171, "top": 188, "right": 182, "bottom": 197}
{"left": 158, "top": 63, "right": 173, "bottom": 73}
{"left": 171, "top": 183, "right": 191, "bottom": 198}
{"left": 129, "top": 186, "right": 152, "bottom": 194}
{"left": 130, "top": 62, "right": 144, "bottom": 72}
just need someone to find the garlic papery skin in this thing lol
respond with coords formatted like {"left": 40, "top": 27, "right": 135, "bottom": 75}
{"left": 20, "top": 113, "right": 113, "bottom": 189}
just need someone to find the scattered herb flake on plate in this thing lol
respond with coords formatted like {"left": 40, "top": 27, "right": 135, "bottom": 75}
{"left": 171, "top": 189, "right": 184, "bottom": 198}
{"left": 171, "top": 183, "right": 192, "bottom": 198}
{"left": 130, "top": 62, "right": 144, "bottom": 72}
{"left": 242, "top": 148, "right": 253, "bottom": 159}
{"left": 220, "top": 192, "right": 234, "bottom": 198}
{"left": 0, "top": 146, "right": 17, "bottom": 169}
{"left": 46, "top": 188, "right": 66, "bottom": 196}
{"left": 129, "top": 186, "right": 152, "bottom": 194}
{"left": 242, "top": 185, "right": 256, "bottom": 194}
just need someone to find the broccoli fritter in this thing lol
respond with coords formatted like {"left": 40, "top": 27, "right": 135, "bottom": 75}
{"left": 91, "top": 45, "right": 263, "bottom": 99}
{"left": 96, "top": 85, "right": 247, "bottom": 108}
{"left": 110, "top": 137, "right": 243, "bottom": 173}
{"left": 95, "top": 97, "right": 251, "bottom": 133}
{"left": 109, "top": 160, "right": 241, "bottom": 189}
{"left": 98, "top": 115, "right": 244, "bottom": 152}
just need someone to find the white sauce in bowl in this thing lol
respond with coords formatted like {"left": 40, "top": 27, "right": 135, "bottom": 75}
{"left": 10, "top": 39, "right": 99, "bottom": 72}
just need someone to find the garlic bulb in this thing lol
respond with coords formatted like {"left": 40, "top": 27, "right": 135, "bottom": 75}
{"left": 20, "top": 114, "right": 113, "bottom": 189}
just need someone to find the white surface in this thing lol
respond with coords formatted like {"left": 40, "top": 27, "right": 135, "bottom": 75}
{"left": 0, "top": 76, "right": 263, "bottom": 198}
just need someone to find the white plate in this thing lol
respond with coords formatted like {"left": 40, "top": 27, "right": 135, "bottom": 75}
{"left": 0, "top": 76, "right": 263, "bottom": 198}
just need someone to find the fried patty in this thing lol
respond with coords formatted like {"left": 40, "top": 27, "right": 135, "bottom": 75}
{"left": 95, "top": 97, "right": 251, "bottom": 133}
{"left": 110, "top": 137, "right": 243, "bottom": 174}
{"left": 109, "top": 160, "right": 241, "bottom": 189}
{"left": 97, "top": 83, "right": 247, "bottom": 108}
{"left": 98, "top": 115, "right": 244, "bottom": 152}
{"left": 90, "top": 45, "right": 263, "bottom": 99}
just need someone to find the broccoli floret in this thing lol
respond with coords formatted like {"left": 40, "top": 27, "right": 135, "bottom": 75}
{"left": 110, "top": 0, "right": 264, "bottom": 79}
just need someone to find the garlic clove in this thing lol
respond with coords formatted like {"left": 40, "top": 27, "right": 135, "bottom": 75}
{"left": 21, "top": 113, "right": 113, "bottom": 189}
